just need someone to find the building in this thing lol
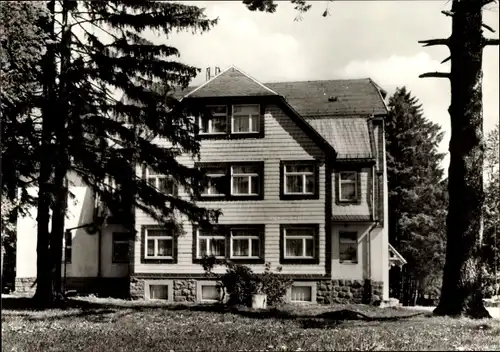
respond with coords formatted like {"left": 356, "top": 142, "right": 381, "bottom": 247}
{"left": 15, "top": 66, "right": 400, "bottom": 304}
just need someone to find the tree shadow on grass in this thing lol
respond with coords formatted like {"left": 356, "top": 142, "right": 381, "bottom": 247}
{"left": 299, "top": 309, "right": 427, "bottom": 329}
{"left": 1, "top": 296, "right": 426, "bottom": 326}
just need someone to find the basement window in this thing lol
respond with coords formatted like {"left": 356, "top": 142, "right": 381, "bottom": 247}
{"left": 145, "top": 279, "right": 173, "bottom": 301}
{"left": 287, "top": 282, "right": 317, "bottom": 303}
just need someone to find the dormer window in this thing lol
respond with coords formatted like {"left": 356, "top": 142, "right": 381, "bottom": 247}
{"left": 200, "top": 105, "right": 227, "bottom": 134}
{"left": 196, "top": 103, "right": 264, "bottom": 139}
{"left": 232, "top": 105, "right": 260, "bottom": 133}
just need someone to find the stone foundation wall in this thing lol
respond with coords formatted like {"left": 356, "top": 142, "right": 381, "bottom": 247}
{"left": 130, "top": 277, "right": 144, "bottom": 299}
{"left": 15, "top": 278, "right": 36, "bottom": 293}
{"left": 130, "top": 277, "right": 384, "bottom": 305}
{"left": 130, "top": 277, "right": 197, "bottom": 302}
{"left": 372, "top": 281, "right": 383, "bottom": 302}
{"left": 317, "top": 279, "right": 384, "bottom": 304}
{"left": 173, "top": 280, "right": 196, "bottom": 302}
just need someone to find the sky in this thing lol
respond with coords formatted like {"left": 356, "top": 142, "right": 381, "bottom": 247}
{"left": 149, "top": 0, "right": 499, "bottom": 174}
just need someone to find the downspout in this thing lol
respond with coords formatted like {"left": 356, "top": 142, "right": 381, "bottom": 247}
{"left": 365, "top": 161, "right": 379, "bottom": 302}
{"left": 93, "top": 193, "right": 103, "bottom": 281}
{"left": 64, "top": 230, "right": 69, "bottom": 293}
{"left": 97, "top": 227, "right": 102, "bottom": 279}
{"left": 365, "top": 220, "right": 379, "bottom": 303}
{"left": 367, "top": 221, "right": 379, "bottom": 282}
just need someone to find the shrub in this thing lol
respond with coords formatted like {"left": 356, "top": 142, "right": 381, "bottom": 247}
{"left": 200, "top": 257, "right": 293, "bottom": 306}
{"left": 258, "top": 262, "right": 293, "bottom": 306}
{"left": 482, "top": 275, "right": 500, "bottom": 299}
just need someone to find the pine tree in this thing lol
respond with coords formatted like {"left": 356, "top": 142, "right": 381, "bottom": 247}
{"left": 0, "top": 1, "right": 48, "bottom": 215}
{"left": 419, "top": 0, "right": 498, "bottom": 318}
{"left": 386, "top": 87, "right": 448, "bottom": 303}
{"left": 28, "top": 0, "right": 220, "bottom": 307}
{"left": 1, "top": 2, "right": 49, "bottom": 293}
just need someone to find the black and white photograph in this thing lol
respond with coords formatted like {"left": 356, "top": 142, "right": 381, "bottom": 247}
{"left": 1, "top": 0, "right": 499, "bottom": 350}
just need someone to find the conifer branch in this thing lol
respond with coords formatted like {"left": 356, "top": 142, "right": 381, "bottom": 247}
{"left": 484, "top": 38, "right": 500, "bottom": 46}
{"left": 482, "top": 23, "right": 495, "bottom": 33}
{"left": 441, "top": 56, "right": 451, "bottom": 64}
{"left": 419, "top": 72, "right": 450, "bottom": 79}
{"left": 419, "top": 38, "right": 450, "bottom": 47}
{"left": 441, "top": 9, "right": 495, "bottom": 32}
{"left": 73, "top": 13, "right": 120, "bottom": 42}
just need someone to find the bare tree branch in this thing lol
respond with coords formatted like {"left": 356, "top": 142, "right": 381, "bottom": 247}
{"left": 419, "top": 38, "right": 450, "bottom": 47}
{"left": 482, "top": 23, "right": 496, "bottom": 33}
{"left": 484, "top": 38, "right": 500, "bottom": 46}
{"left": 442, "top": 9, "right": 495, "bottom": 32}
{"left": 419, "top": 72, "right": 450, "bottom": 79}
{"left": 441, "top": 56, "right": 451, "bottom": 64}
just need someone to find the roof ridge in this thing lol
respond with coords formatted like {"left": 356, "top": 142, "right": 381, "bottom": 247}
{"left": 367, "top": 77, "right": 389, "bottom": 111}
{"left": 182, "top": 77, "right": 375, "bottom": 91}
{"left": 305, "top": 114, "right": 372, "bottom": 119}
{"left": 264, "top": 77, "right": 372, "bottom": 85}
{"left": 230, "top": 65, "right": 279, "bottom": 95}
{"left": 183, "top": 66, "right": 232, "bottom": 98}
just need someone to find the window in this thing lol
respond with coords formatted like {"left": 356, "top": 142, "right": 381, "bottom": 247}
{"left": 145, "top": 279, "right": 173, "bottom": 301}
{"left": 105, "top": 175, "right": 118, "bottom": 192}
{"left": 280, "top": 161, "right": 319, "bottom": 200}
{"left": 230, "top": 228, "right": 260, "bottom": 258}
{"left": 291, "top": 286, "right": 312, "bottom": 302}
{"left": 149, "top": 285, "right": 169, "bottom": 300}
{"left": 197, "top": 162, "right": 263, "bottom": 200}
{"left": 232, "top": 105, "right": 260, "bottom": 133}
{"left": 63, "top": 231, "right": 72, "bottom": 264}
{"left": 284, "top": 164, "right": 314, "bottom": 194}
{"left": 339, "top": 231, "right": 358, "bottom": 262}
{"left": 287, "top": 282, "right": 317, "bottom": 303}
{"left": 339, "top": 171, "right": 357, "bottom": 201}
{"left": 145, "top": 167, "right": 177, "bottom": 195}
{"left": 194, "top": 225, "right": 264, "bottom": 263}
{"left": 145, "top": 228, "right": 174, "bottom": 259}
{"left": 231, "top": 165, "right": 260, "bottom": 196}
{"left": 197, "top": 229, "right": 226, "bottom": 258}
{"left": 280, "top": 224, "right": 319, "bottom": 264}
{"left": 200, "top": 105, "right": 227, "bottom": 134}
{"left": 197, "top": 281, "right": 222, "bottom": 302}
{"left": 112, "top": 232, "right": 130, "bottom": 263}
{"left": 284, "top": 227, "right": 315, "bottom": 259}
{"left": 201, "top": 285, "right": 220, "bottom": 301}
{"left": 202, "top": 167, "right": 226, "bottom": 196}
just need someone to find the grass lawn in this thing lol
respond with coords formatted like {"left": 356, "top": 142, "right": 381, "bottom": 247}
{"left": 2, "top": 295, "right": 499, "bottom": 351}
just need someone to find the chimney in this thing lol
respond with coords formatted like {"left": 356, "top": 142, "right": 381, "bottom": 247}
{"left": 206, "top": 66, "right": 221, "bottom": 81}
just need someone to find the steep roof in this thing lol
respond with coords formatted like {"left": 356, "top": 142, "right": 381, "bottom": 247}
{"left": 176, "top": 68, "right": 388, "bottom": 159}
{"left": 177, "top": 77, "right": 388, "bottom": 117}
{"left": 185, "top": 66, "right": 278, "bottom": 98}
{"left": 265, "top": 79, "right": 387, "bottom": 117}
{"left": 306, "top": 116, "right": 373, "bottom": 159}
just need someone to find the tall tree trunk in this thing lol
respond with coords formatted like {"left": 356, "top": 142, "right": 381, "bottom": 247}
{"left": 434, "top": 0, "right": 490, "bottom": 318}
{"left": 33, "top": 0, "right": 56, "bottom": 308}
{"left": 50, "top": 171, "right": 68, "bottom": 304}
{"left": 50, "top": 0, "right": 72, "bottom": 304}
